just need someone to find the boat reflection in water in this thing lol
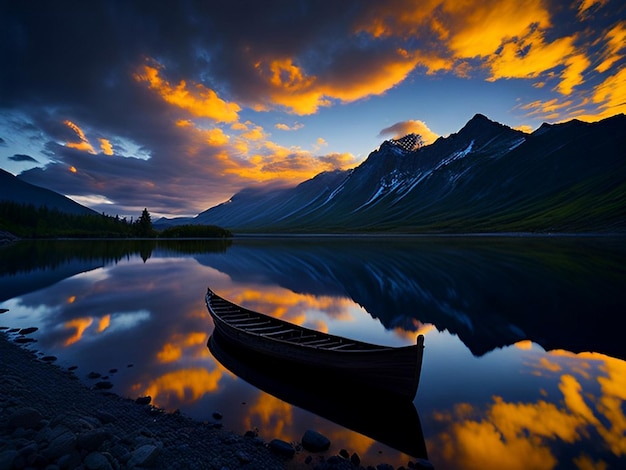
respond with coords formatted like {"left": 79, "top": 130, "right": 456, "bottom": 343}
{"left": 208, "top": 330, "right": 429, "bottom": 462}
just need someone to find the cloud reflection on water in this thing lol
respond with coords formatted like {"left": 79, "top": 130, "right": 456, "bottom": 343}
{"left": 428, "top": 347, "right": 626, "bottom": 469}
{"left": 1, "top": 238, "right": 625, "bottom": 469}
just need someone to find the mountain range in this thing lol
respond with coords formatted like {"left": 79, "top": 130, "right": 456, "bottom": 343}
{"left": 160, "top": 113, "right": 626, "bottom": 233}
{"left": 2, "top": 113, "right": 625, "bottom": 233}
{"left": 0, "top": 168, "right": 96, "bottom": 216}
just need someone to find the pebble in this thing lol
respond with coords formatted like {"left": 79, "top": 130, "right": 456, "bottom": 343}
{"left": 8, "top": 407, "right": 43, "bottom": 429}
{"left": 302, "top": 429, "right": 331, "bottom": 452}
{"left": 269, "top": 439, "right": 296, "bottom": 457}
{"left": 84, "top": 450, "right": 113, "bottom": 470}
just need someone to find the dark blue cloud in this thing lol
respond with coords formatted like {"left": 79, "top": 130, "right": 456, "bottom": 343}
{"left": 8, "top": 154, "right": 39, "bottom": 163}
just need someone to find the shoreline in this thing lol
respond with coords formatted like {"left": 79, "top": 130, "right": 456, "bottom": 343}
{"left": 0, "top": 332, "right": 291, "bottom": 469}
{"left": 0, "top": 333, "right": 428, "bottom": 470}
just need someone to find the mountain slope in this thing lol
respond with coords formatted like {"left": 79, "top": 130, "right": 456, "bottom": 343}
{"left": 0, "top": 168, "right": 96, "bottom": 216}
{"left": 184, "top": 113, "right": 626, "bottom": 233}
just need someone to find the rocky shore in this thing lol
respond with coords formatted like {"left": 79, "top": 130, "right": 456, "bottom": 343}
{"left": 0, "top": 332, "right": 431, "bottom": 470}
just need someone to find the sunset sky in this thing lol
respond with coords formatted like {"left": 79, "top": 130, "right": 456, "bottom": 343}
{"left": 1, "top": 0, "right": 625, "bottom": 218}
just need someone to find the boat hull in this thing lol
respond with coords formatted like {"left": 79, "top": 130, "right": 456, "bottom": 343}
{"left": 206, "top": 288, "right": 424, "bottom": 399}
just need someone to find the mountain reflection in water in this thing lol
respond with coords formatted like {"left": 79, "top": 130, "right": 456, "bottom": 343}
{"left": 0, "top": 237, "right": 624, "bottom": 469}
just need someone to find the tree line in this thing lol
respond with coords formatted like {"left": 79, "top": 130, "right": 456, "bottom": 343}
{"left": 0, "top": 202, "right": 231, "bottom": 239}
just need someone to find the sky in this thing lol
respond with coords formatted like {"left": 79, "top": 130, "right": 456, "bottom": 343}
{"left": 1, "top": 0, "right": 625, "bottom": 219}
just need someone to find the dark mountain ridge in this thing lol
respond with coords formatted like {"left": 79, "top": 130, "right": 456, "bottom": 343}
{"left": 166, "top": 113, "right": 626, "bottom": 233}
{"left": 0, "top": 168, "right": 96, "bottom": 216}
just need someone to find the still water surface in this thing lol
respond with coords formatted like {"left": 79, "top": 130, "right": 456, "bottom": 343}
{"left": 1, "top": 237, "right": 625, "bottom": 469}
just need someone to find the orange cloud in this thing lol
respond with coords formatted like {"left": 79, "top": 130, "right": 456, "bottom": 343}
{"left": 222, "top": 139, "right": 356, "bottom": 183}
{"left": 246, "top": 392, "right": 293, "bottom": 440}
{"left": 253, "top": 49, "right": 420, "bottom": 115}
{"left": 203, "top": 128, "right": 230, "bottom": 146}
{"left": 222, "top": 286, "right": 357, "bottom": 328}
{"left": 134, "top": 62, "right": 240, "bottom": 122}
{"left": 443, "top": 1, "right": 552, "bottom": 59}
{"left": 577, "top": 0, "right": 609, "bottom": 20}
{"left": 595, "top": 22, "right": 626, "bottom": 73}
{"left": 378, "top": 119, "right": 439, "bottom": 145}
{"left": 156, "top": 342, "right": 182, "bottom": 363}
{"left": 431, "top": 350, "right": 626, "bottom": 468}
{"left": 99, "top": 138, "right": 113, "bottom": 155}
{"left": 275, "top": 122, "right": 304, "bottom": 131}
{"left": 588, "top": 66, "right": 626, "bottom": 117}
{"left": 97, "top": 314, "right": 111, "bottom": 333}
{"left": 157, "top": 331, "right": 210, "bottom": 364}
{"left": 514, "top": 340, "right": 533, "bottom": 350}
{"left": 64, "top": 317, "right": 94, "bottom": 346}
{"left": 64, "top": 120, "right": 96, "bottom": 153}
{"left": 354, "top": 0, "right": 625, "bottom": 123}
{"left": 139, "top": 368, "right": 223, "bottom": 409}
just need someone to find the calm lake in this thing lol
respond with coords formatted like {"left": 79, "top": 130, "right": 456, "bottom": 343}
{"left": 1, "top": 237, "right": 625, "bottom": 469}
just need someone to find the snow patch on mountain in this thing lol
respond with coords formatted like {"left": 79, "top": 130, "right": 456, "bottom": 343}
{"left": 435, "top": 140, "right": 474, "bottom": 170}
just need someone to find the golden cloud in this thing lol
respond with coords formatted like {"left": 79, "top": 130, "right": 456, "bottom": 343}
{"left": 64, "top": 120, "right": 96, "bottom": 154}
{"left": 431, "top": 350, "right": 626, "bottom": 468}
{"left": 99, "top": 138, "right": 113, "bottom": 156}
{"left": 222, "top": 139, "right": 357, "bottom": 183}
{"left": 354, "top": 0, "right": 624, "bottom": 123}
{"left": 139, "top": 368, "right": 223, "bottom": 409}
{"left": 253, "top": 48, "right": 420, "bottom": 115}
{"left": 63, "top": 317, "right": 94, "bottom": 346}
{"left": 443, "top": 1, "right": 551, "bottom": 59}
{"left": 275, "top": 122, "right": 304, "bottom": 131}
{"left": 577, "top": 0, "right": 609, "bottom": 20}
{"left": 134, "top": 62, "right": 240, "bottom": 122}
{"left": 156, "top": 331, "right": 210, "bottom": 364}
{"left": 595, "top": 22, "right": 626, "bottom": 73}
{"left": 378, "top": 119, "right": 440, "bottom": 145}
{"left": 246, "top": 393, "right": 293, "bottom": 440}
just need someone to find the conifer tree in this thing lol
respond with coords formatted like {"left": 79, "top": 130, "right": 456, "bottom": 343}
{"left": 135, "top": 208, "right": 155, "bottom": 237}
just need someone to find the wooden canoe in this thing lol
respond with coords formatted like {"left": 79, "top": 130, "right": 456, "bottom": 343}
{"left": 205, "top": 287, "right": 424, "bottom": 399}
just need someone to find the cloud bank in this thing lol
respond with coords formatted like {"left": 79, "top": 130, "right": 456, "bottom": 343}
{"left": 0, "top": 0, "right": 623, "bottom": 217}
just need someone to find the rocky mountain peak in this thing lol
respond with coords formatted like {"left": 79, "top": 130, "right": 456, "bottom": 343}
{"left": 388, "top": 133, "right": 422, "bottom": 152}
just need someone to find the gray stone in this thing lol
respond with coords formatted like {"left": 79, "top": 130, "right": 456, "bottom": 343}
{"left": 301, "top": 429, "right": 330, "bottom": 452}
{"left": 268, "top": 439, "right": 295, "bottom": 457}
{"left": 43, "top": 430, "right": 77, "bottom": 460}
{"left": 128, "top": 444, "right": 160, "bottom": 468}
{"left": 109, "top": 444, "right": 131, "bottom": 463}
{"left": 57, "top": 450, "right": 83, "bottom": 469}
{"left": 78, "top": 429, "right": 112, "bottom": 451}
{"left": 17, "top": 442, "right": 38, "bottom": 458}
{"left": 235, "top": 451, "right": 251, "bottom": 463}
{"left": 101, "top": 451, "right": 121, "bottom": 470}
{"left": 135, "top": 396, "right": 151, "bottom": 405}
{"left": 0, "top": 450, "right": 18, "bottom": 469}
{"left": 41, "top": 423, "right": 73, "bottom": 446}
{"left": 94, "top": 410, "right": 116, "bottom": 424}
{"left": 8, "top": 407, "right": 43, "bottom": 429}
{"left": 84, "top": 451, "right": 113, "bottom": 470}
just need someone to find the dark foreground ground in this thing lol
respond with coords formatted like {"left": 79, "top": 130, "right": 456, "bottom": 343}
{"left": 0, "top": 333, "right": 430, "bottom": 470}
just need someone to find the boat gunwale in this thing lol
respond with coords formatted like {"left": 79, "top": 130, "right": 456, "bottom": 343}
{"left": 206, "top": 289, "right": 418, "bottom": 354}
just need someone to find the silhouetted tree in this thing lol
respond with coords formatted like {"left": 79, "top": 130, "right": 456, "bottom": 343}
{"left": 134, "top": 208, "right": 156, "bottom": 237}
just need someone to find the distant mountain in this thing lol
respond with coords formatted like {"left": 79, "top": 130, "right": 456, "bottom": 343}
{"left": 163, "top": 113, "right": 626, "bottom": 233}
{"left": 0, "top": 168, "right": 96, "bottom": 216}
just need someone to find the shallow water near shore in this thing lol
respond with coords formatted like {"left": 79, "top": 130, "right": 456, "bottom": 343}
{"left": 1, "top": 237, "right": 625, "bottom": 469}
